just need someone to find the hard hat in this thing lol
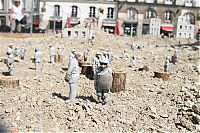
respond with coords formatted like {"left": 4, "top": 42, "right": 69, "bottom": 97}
{"left": 9, "top": 44, "right": 13, "bottom": 48}
{"left": 96, "top": 52, "right": 101, "bottom": 55}
{"left": 14, "top": 0, "right": 20, "bottom": 2}
{"left": 71, "top": 49, "right": 76, "bottom": 52}
{"left": 100, "top": 56, "right": 109, "bottom": 64}
{"left": 7, "top": 48, "right": 13, "bottom": 55}
{"left": 15, "top": 46, "right": 19, "bottom": 49}
{"left": 35, "top": 48, "right": 39, "bottom": 51}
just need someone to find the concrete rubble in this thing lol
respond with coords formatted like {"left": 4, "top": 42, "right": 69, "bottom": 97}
{"left": 0, "top": 28, "right": 199, "bottom": 132}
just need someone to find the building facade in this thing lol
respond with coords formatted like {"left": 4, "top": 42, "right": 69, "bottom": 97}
{"left": 39, "top": 0, "right": 118, "bottom": 33}
{"left": 117, "top": 0, "right": 200, "bottom": 36}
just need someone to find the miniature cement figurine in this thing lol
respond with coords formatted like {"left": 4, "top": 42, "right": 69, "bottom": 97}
{"left": 91, "top": 37, "right": 95, "bottom": 47}
{"left": 66, "top": 53, "right": 83, "bottom": 102}
{"left": 96, "top": 56, "right": 113, "bottom": 105}
{"left": 15, "top": 46, "right": 21, "bottom": 58}
{"left": 49, "top": 46, "right": 55, "bottom": 64}
{"left": 172, "top": 49, "right": 178, "bottom": 64}
{"left": 129, "top": 55, "right": 136, "bottom": 67}
{"left": 34, "top": 48, "right": 42, "bottom": 71}
{"left": 92, "top": 52, "right": 102, "bottom": 90}
{"left": 7, "top": 49, "right": 14, "bottom": 76}
{"left": 7, "top": 44, "right": 14, "bottom": 55}
{"left": 122, "top": 50, "right": 129, "bottom": 59}
{"left": 103, "top": 51, "right": 109, "bottom": 59}
{"left": 107, "top": 48, "right": 113, "bottom": 63}
{"left": 83, "top": 49, "right": 90, "bottom": 62}
{"left": 21, "top": 46, "right": 26, "bottom": 60}
{"left": 164, "top": 56, "right": 170, "bottom": 72}
{"left": 69, "top": 49, "right": 76, "bottom": 62}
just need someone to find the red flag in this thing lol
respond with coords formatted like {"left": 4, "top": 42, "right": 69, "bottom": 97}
{"left": 115, "top": 20, "right": 120, "bottom": 35}
{"left": 68, "top": 18, "right": 72, "bottom": 28}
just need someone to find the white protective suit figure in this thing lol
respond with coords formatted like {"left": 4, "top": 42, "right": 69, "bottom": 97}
{"left": 107, "top": 48, "right": 113, "bottom": 63}
{"left": 129, "top": 55, "right": 136, "bottom": 67}
{"left": 7, "top": 50, "right": 14, "bottom": 76}
{"left": 21, "top": 46, "right": 26, "bottom": 60}
{"left": 96, "top": 57, "right": 112, "bottom": 105}
{"left": 67, "top": 53, "right": 83, "bottom": 102}
{"left": 15, "top": 46, "right": 21, "bottom": 58}
{"left": 172, "top": 49, "right": 178, "bottom": 64}
{"left": 49, "top": 46, "right": 55, "bottom": 64}
{"left": 164, "top": 56, "right": 170, "bottom": 72}
{"left": 7, "top": 44, "right": 14, "bottom": 56}
{"left": 34, "top": 48, "right": 42, "bottom": 71}
{"left": 69, "top": 49, "right": 76, "bottom": 62}
{"left": 92, "top": 52, "right": 102, "bottom": 90}
{"left": 83, "top": 49, "right": 89, "bottom": 62}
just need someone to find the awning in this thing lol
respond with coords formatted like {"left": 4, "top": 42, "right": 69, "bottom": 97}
{"left": 161, "top": 25, "right": 174, "bottom": 32}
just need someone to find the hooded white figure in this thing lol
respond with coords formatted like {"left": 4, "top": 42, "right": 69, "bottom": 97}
{"left": 129, "top": 55, "right": 136, "bottom": 67}
{"left": 92, "top": 52, "right": 102, "bottom": 90}
{"left": 172, "top": 49, "right": 178, "bottom": 64}
{"left": 7, "top": 50, "right": 14, "bottom": 76}
{"left": 69, "top": 49, "right": 76, "bottom": 62}
{"left": 67, "top": 53, "right": 82, "bottom": 102}
{"left": 49, "top": 46, "right": 55, "bottom": 64}
{"left": 96, "top": 56, "right": 112, "bottom": 105}
{"left": 7, "top": 44, "right": 14, "bottom": 55}
{"left": 164, "top": 56, "right": 170, "bottom": 72}
{"left": 21, "top": 46, "right": 26, "bottom": 60}
{"left": 83, "top": 49, "right": 89, "bottom": 62}
{"left": 15, "top": 46, "right": 21, "bottom": 58}
{"left": 107, "top": 48, "right": 113, "bottom": 63}
{"left": 34, "top": 48, "right": 42, "bottom": 71}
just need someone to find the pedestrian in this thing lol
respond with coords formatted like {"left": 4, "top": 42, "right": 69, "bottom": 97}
{"left": 9, "top": 0, "right": 27, "bottom": 33}
{"left": 66, "top": 53, "right": 83, "bottom": 102}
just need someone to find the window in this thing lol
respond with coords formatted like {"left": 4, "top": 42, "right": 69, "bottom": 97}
{"left": 184, "top": 12, "right": 195, "bottom": 24}
{"left": 127, "top": 8, "right": 137, "bottom": 20}
{"left": 54, "top": 5, "right": 60, "bottom": 17}
{"left": 71, "top": 5, "right": 78, "bottom": 17}
{"left": 185, "top": 0, "right": 193, "bottom": 3}
{"left": 89, "top": 6, "right": 96, "bottom": 18}
{"left": 107, "top": 7, "right": 114, "bottom": 19}
{"left": 164, "top": 10, "right": 173, "bottom": 23}
{"left": 145, "top": 8, "right": 156, "bottom": 19}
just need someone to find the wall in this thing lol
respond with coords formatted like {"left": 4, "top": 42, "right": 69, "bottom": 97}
{"left": 39, "top": 1, "right": 117, "bottom": 23}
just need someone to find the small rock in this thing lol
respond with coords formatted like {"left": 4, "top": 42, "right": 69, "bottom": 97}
{"left": 5, "top": 107, "right": 12, "bottom": 113}
{"left": 160, "top": 114, "right": 168, "bottom": 118}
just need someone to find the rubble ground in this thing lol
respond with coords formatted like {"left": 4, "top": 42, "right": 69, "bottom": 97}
{"left": 0, "top": 29, "right": 199, "bottom": 132}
